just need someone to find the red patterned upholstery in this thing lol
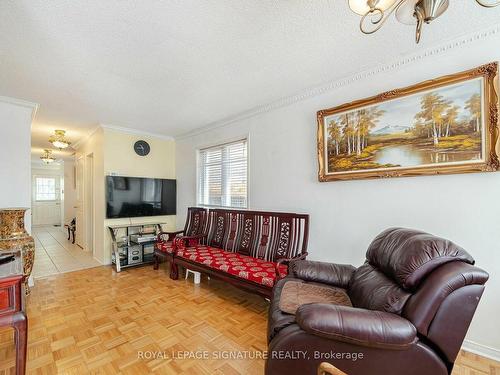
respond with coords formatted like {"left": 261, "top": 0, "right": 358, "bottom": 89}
{"left": 156, "top": 241, "right": 175, "bottom": 254}
{"left": 156, "top": 237, "right": 200, "bottom": 254}
{"left": 155, "top": 207, "right": 208, "bottom": 255}
{"left": 177, "top": 246, "right": 288, "bottom": 287}
{"left": 155, "top": 207, "right": 309, "bottom": 297}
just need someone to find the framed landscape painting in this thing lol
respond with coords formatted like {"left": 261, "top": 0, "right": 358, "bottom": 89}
{"left": 317, "top": 62, "right": 499, "bottom": 181}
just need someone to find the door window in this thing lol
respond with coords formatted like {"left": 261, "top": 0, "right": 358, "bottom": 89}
{"left": 35, "top": 177, "right": 57, "bottom": 201}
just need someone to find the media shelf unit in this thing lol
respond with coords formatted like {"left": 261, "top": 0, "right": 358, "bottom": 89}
{"left": 108, "top": 222, "right": 166, "bottom": 272}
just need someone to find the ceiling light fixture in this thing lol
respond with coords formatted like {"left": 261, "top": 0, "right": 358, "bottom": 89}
{"left": 49, "top": 129, "right": 71, "bottom": 149}
{"left": 40, "top": 149, "right": 56, "bottom": 164}
{"left": 348, "top": 0, "right": 500, "bottom": 43}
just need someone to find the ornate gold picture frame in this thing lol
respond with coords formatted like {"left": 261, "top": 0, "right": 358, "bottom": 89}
{"left": 317, "top": 62, "right": 499, "bottom": 182}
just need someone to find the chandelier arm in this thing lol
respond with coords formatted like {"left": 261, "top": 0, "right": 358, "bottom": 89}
{"left": 415, "top": 8, "right": 424, "bottom": 43}
{"left": 475, "top": 0, "right": 500, "bottom": 7}
{"left": 359, "top": 0, "right": 408, "bottom": 35}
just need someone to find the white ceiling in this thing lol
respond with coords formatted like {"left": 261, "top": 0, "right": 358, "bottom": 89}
{"left": 1, "top": 1, "right": 500, "bottom": 149}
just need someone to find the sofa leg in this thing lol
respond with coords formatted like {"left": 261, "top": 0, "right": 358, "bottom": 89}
{"left": 170, "top": 263, "right": 179, "bottom": 280}
{"left": 153, "top": 254, "right": 159, "bottom": 270}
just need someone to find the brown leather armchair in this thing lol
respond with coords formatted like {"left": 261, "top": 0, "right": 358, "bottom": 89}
{"left": 266, "top": 228, "right": 489, "bottom": 375}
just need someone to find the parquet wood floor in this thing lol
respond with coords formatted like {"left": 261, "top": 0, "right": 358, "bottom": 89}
{"left": 0, "top": 265, "right": 498, "bottom": 374}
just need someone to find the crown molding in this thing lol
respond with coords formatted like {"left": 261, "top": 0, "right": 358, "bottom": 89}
{"left": 176, "top": 23, "right": 500, "bottom": 140}
{"left": 72, "top": 125, "right": 102, "bottom": 150}
{"left": 0, "top": 95, "right": 39, "bottom": 120}
{"left": 101, "top": 124, "right": 174, "bottom": 141}
{"left": 72, "top": 123, "right": 175, "bottom": 150}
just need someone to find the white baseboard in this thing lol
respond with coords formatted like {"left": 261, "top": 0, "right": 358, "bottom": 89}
{"left": 462, "top": 339, "right": 500, "bottom": 362}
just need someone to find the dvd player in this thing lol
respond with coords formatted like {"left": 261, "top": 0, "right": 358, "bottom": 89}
{"left": 130, "top": 234, "right": 157, "bottom": 243}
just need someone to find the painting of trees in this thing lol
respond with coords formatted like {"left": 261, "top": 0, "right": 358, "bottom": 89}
{"left": 327, "top": 119, "right": 342, "bottom": 155}
{"left": 324, "top": 77, "right": 484, "bottom": 173}
{"left": 443, "top": 105, "right": 459, "bottom": 137}
{"left": 319, "top": 63, "right": 497, "bottom": 181}
{"left": 326, "top": 107, "right": 385, "bottom": 156}
{"left": 414, "top": 92, "right": 452, "bottom": 145}
{"left": 356, "top": 107, "right": 385, "bottom": 153}
{"left": 412, "top": 89, "right": 481, "bottom": 146}
{"left": 341, "top": 113, "right": 355, "bottom": 155}
{"left": 465, "top": 93, "right": 481, "bottom": 132}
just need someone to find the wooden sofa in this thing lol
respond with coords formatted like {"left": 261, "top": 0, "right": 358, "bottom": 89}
{"left": 154, "top": 207, "right": 208, "bottom": 270}
{"left": 154, "top": 207, "right": 309, "bottom": 297}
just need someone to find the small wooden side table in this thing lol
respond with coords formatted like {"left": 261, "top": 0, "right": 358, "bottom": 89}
{"left": 0, "top": 250, "right": 27, "bottom": 375}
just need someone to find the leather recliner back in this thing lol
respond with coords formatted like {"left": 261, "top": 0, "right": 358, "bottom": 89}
{"left": 348, "top": 228, "right": 488, "bottom": 365}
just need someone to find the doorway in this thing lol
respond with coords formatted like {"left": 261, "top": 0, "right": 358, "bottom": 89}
{"left": 75, "top": 156, "right": 85, "bottom": 249}
{"left": 32, "top": 173, "right": 62, "bottom": 226}
{"left": 85, "top": 153, "right": 94, "bottom": 255}
{"left": 75, "top": 153, "right": 95, "bottom": 253}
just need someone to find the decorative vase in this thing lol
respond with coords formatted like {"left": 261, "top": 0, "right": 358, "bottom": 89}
{"left": 0, "top": 208, "right": 35, "bottom": 295}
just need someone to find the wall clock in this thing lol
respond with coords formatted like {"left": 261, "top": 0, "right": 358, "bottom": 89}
{"left": 134, "top": 140, "right": 150, "bottom": 156}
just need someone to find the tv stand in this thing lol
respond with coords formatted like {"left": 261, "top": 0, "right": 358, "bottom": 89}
{"left": 108, "top": 222, "right": 167, "bottom": 272}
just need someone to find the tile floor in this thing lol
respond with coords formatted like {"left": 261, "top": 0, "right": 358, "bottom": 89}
{"left": 31, "top": 225, "right": 101, "bottom": 278}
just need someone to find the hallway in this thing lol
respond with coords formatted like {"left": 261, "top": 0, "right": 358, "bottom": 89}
{"left": 31, "top": 225, "right": 101, "bottom": 278}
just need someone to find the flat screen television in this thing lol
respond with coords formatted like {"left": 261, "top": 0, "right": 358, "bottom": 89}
{"left": 106, "top": 176, "right": 176, "bottom": 219}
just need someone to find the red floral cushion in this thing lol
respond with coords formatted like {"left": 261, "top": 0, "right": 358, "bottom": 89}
{"left": 156, "top": 241, "right": 175, "bottom": 254}
{"left": 177, "top": 246, "right": 288, "bottom": 287}
{"left": 156, "top": 237, "right": 199, "bottom": 254}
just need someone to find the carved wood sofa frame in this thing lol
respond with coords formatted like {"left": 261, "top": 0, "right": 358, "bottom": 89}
{"left": 153, "top": 207, "right": 208, "bottom": 267}
{"left": 155, "top": 207, "right": 309, "bottom": 298}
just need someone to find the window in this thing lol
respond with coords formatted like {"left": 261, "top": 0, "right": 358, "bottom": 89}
{"left": 198, "top": 139, "right": 248, "bottom": 208}
{"left": 35, "top": 177, "right": 57, "bottom": 201}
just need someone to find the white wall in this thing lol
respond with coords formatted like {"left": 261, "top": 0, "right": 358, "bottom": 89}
{"left": 176, "top": 33, "right": 500, "bottom": 358}
{"left": 102, "top": 128, "right": 176, "bottom": 265}
{"left": 75, "top": 127, "right": 177, "bottom": 265}
{"left": 0, "top": 97, "right": 37, "bottom": 231}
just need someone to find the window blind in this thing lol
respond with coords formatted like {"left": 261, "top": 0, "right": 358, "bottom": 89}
{"left": 198, "top": 139, "right": 248, "bottom": 208}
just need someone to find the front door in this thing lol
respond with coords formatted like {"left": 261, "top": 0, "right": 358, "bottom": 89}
{"left": 32, "top": 175, "right": 61, "bottom": 226}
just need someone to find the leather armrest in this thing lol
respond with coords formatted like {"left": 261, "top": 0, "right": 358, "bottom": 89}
{"left": 289, "top": 260, "right": 356, "bottom": 288}
{"left": 275, "top": 252, "right": 308, "bottom": 279}
{"left": 296, "top": 304, "right": 417, "bottom": 350}
{"left": 267, "top": 277, "right": 303, "bottom": 343}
